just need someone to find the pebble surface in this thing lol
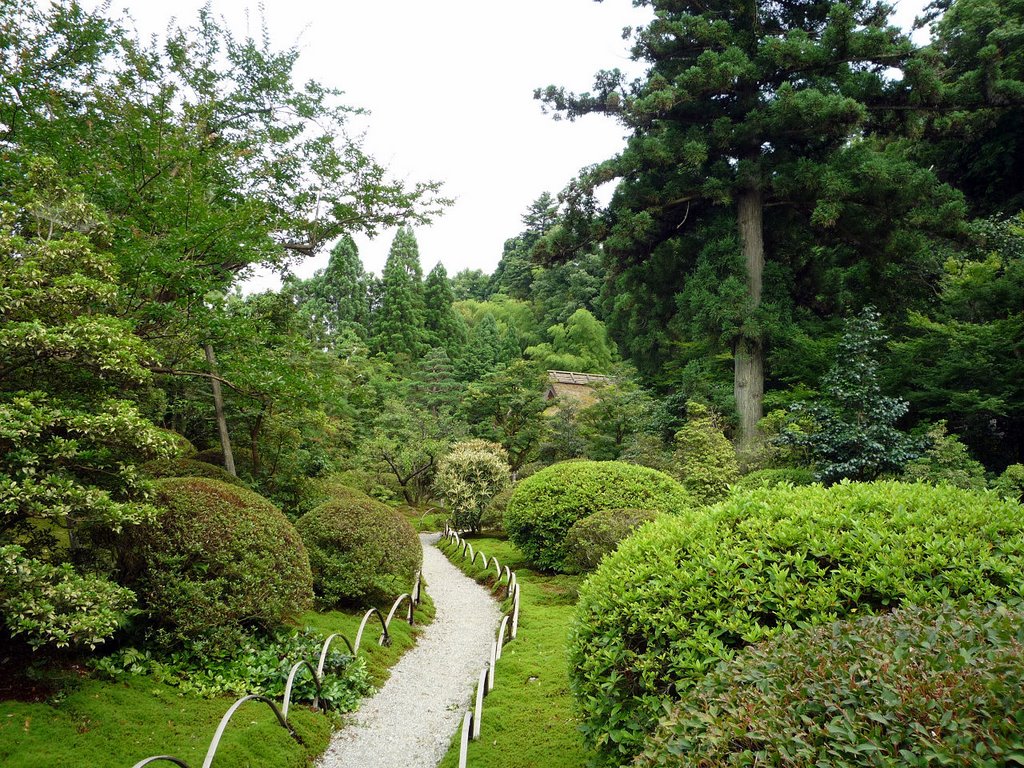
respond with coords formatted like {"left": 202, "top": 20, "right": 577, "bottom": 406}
{"left": 318, "top": 532, "right": 502, "bottom": 768}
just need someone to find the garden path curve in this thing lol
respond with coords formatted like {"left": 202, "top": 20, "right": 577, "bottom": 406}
{"left": 318, "top": 532, "right": 502, "bottom": 768}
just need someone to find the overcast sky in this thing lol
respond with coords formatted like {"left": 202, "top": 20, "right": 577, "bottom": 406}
{"left": 96, "top": 0, "right": 929, "bottom": 289}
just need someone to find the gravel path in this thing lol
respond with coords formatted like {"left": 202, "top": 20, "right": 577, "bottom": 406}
{"left": 318, "top": 532, "right": 502, "bottom": 768}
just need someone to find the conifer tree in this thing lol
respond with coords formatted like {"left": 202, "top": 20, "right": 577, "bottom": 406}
{"left": 423, "top": 263, "right": 467, "bottom": 355}
{"left": 457, "top": 313, "right": 505, "bottom": 381}
{"left": 538, "top": 0, "right": 959, "bottom": 457}
{"left": 372, "top": 226, "right": 428, "bottom": 361}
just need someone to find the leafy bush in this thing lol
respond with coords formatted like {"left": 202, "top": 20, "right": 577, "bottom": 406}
{"left": 156, "top": 429, "right": 198, "bottom": 458}
{"left": 1, "top": 544, "right": 135, "bottom": 650}
{"left": 730, "top": 467, "right": 816, "bottom": 491}
{"left": 673, "top": 401, "right": 738, "bottom": 505}
{"left": 141, "top": 458, "right": 245, "bottom": 486}
{"left": 504, "top": 460, "right": 690, "bottom": 572}
{"left": 136, "top": 478, "right": 314, "bottom": 655}
{"left": 902, "top": 420, "right": 987, "bottom": 489}
{"left": 479, "top": 485, "right": 513, "bottom": 533}
{"left": 563, "top": 509, "right": 658, "bottom": 574}
{"left": 994, "top": 463, "right": 1024, "bottom": 502}
{"left": 93, "top": 628, "right": 371, "bottom": 709}
{"left": 570, "top": 481, "right": 1024, "bottom": 765}
{"left": 638, "top": 602, "right": 1024, "bottom": 768}
{"left": 296, "top": 491, "right": 422, "bottom": 608}
{"left": 434, "top": 439, "right": 511, "bottom": 533}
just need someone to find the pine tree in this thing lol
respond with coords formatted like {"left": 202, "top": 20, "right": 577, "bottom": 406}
{"left": 538, "top": 0, "right": 959, "bottom": 458}
{"left": 423, "top": 263, "right": 467, "bottom": 356}
{"left": 372, "top": 226, "right": 428, "bottom": 361}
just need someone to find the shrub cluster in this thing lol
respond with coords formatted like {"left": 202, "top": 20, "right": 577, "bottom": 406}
{"left": 434, "top": 439, "right": 511, "bottom": 533}
{"left": 638, "top": 602, "right": 1024, "bottom": 768}
{"left": 504, "top": 460, "right": 690, "bottom": 572}
{"left": 562, "top": 509, "right": 658, "bottom": 574}
{"left": 296, "top": 490, "right": 421, "bottom": 608}
{"left": 673, "top": 401, "right": 738, "bottom": 505}
{"left": 729, "top": 466, "right": 816, "bottom": 492}
{"left": 569, "top": 481, "right": 1024, "bottom": 765}
{"left": 137, "top": 477, "right": 313, "bottom": 655}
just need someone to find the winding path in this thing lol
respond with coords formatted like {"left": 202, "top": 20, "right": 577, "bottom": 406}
{"left": 318, "top": 532, "right": 502, "bottom": 768}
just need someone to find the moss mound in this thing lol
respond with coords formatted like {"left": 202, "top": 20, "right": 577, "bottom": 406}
{"left": 639, "top": 602, "right": 1024, "bottom": 768}
{"left": 570, "top": 481, "right": 1024, "bottom": 765}
{"left": 138, "top": 477, "right": 313, "bottom": 653}
{"left": 141, "top": 458, "right": 244, "bottom": 486}
{"left": 503, "top": 460, "right": 690, "bottom": 572}
{"left": 296, "top": 491, "right": 422, "bottom": 608}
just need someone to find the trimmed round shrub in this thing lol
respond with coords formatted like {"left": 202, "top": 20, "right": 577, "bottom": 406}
{"left": 296, "top": 492, "right": 422, "bottom": 608}
{"left": 479, "top": 485, "right": 513, "bottom": 533}
{"left": 570, "top": 481, "right": 1024, "bottom": 765}
{"left": 638, "top": 602, "right": 1024, "bottom": 768}
{"left": 730, "top": 466, "right": 816, "bottom": 492}
{"left": 504, "top": 460, "right": 690, "bottom": 572}
{"left": 994, "top": 463, "right": 1024, "bottom": 503}
{"left": 563, "top": 508, "right": 658, "bottom": 573}
{"left": 155, "top": 428, "right": 197, "bottom": 458}
{"left": 141, "top": 458, "right": 245, "bottom": 486}
{"left": 139, "top": 478, "right": 313, "bottom": 653}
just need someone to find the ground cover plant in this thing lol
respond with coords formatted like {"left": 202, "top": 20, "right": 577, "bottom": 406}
{"left": 570, "top": 481, "right": 1024, "bottom": 765}
{"left": 637, "top": 601, "right": 1024, "bottom": 768}
{"left": 504, "top": 460, "right": 690, "bottom": 571}
{"left": 296, "top": 488, "right": 422, "bottom": 608}
{"left": 436, "top": 535, "right": 593, "bottom": 768}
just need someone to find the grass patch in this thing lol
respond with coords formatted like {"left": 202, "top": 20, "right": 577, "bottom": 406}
{"left": 435, "top": 536, "right": 593, "bottom": 768}
{"left": 1, "top": 596, "right": 435, "bottom": 768}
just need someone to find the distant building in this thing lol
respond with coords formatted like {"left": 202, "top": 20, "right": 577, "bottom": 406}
{"left": 545, "top": 370, "right": 613, "bottom": 409}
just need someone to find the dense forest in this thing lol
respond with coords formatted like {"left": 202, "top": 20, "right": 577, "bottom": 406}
{"left": 2, "top": 0, "right": 1024, "bottom": 765}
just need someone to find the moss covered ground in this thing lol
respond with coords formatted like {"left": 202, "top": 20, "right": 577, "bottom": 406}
{"left": 1, "top": 597, "right": 434, "bottom": 768}
{"left": 436, "top": 536, "right": 593, "bottom": 768}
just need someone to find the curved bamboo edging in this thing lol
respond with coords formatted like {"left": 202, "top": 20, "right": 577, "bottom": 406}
{"left": 440, "top": 525, "right": 524, "bottom": 768}
{"left": 129, "top": 570, "right": 424, "bottom": 768}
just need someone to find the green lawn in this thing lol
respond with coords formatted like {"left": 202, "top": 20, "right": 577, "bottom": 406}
{"left": 436, "top": 536, "right": 594, "bottom": 768}
{"left": 1, "top": 597, "right": 434, "bottom": 768}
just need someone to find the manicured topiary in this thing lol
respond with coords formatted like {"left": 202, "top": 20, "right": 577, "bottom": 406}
{"left": 296, "top": 491, "right": 422, "bottom": 608}
{"left": 155, "top": 428, "right": 197, "bottom": 458}
{"left": 563, "top": 509, "right": 658, "bottom": 574}
{"left": 729, "top": 467, "right": 816, "bottom": 491}
{"left": 994, "top": 463, "right": 1024, "bottom": 503}
{"left": 673, "top": 402, "right": 738, "bottom": 505}
{"left": 638, "top": 602, "right": 1024, "bottom": 768}
{"left": 479, "top": 485, "right": 513, "bottom": 533}
{"left": 138, "top": 478, "right": 313, "bottom": 653}
{"left": 570, "top": 481, "right": 1024, "bottom": 765}
{"left": 504, "top": 460, "right": 690, "bottom": 572}
{"left": 141, "top": 458, "right": 245, "bottom": 486}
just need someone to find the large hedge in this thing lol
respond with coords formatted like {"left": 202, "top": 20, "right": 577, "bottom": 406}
{"left": 570, "top": 481, "right": 1024, "bottom": 765}
{"left": 296, "top": 491, "right": 421, "bottom": 608}
{"left": 504, "top": 461, "right": 690, "bottom": 572}
{"left": 138, "top": 478, "right": 313, "bottom": 653}
{"left": 638, "top": 602, "right": 1024, "bottom": 768}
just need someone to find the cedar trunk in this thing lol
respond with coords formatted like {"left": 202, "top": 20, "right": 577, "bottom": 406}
{"left": 734, "top": 187, "right": 765, "bottom": 461}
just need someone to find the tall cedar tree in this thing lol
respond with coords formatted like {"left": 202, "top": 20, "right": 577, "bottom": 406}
{"left": 373, "top": 226, "right": 428, "bottom": 361}
{"left": 538, "top": 0, "right": 934, "bottom": 455}
{"left": 423, "top": 263, "right": 467, "bottom": 355}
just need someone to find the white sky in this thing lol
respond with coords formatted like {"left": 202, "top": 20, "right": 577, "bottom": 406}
{"left": 95, "top": 0, "right": 929, "bottom": 289}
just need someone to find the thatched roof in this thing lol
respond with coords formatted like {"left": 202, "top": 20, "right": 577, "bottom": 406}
{"left": 545, "top": 370, "right": 613, "bottom": 409}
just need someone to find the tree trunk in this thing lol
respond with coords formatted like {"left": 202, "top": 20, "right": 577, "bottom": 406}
{"left": 205, "top": 343, "right": 236, "bottom": 477}
{"left": 734, "top": 187, "right": 765, "bottom": 462}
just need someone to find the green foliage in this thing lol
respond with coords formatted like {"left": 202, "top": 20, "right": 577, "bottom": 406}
{"left": 563, "top": 509, "right": 658, "bottom": 574}
{"left": 994, "top": 464, "right": 1024, "bottom": 503}
{"left": 372, "top": 226, "right": 428, "bottom": 362}
{"left": 136, "top": 478, "right": 314, "bottom": 655}
{"left": 575, "top": 377, "right": 659, "bottom": 461}
{"left": 638, "top": 602, "right": 1024, "bottom": 768}
{"left": 902, "top": 421, "right": 988, "bottom": 489}
{"left": 141, "top": 458, "right": 245, "bottom": 486}
{"left": 504, "top": 460, "right": 690, "bottom": 572}
{"left": 462, "top": 360, "right": 550, "bottom": 472}
{"left": 479, "top": 485, "right": 513, "bottom": 533}
{"left": 93, "top": 627, "right": 371, "bottom": 708}
{"left": 288, "top": 235, "right": 371, "bottom": 345}
{"left": 450, "top": 269, "right": 492, "bottom": 301}
{"left": 433, "top": 440, "right": 511, "bottom": 533}
{"left": 0, "top": 545, "right": 136, "bottom": 650}
{"left": 296, "top": 492, "right": 422, "bottom": 608}
{"left": 570, "top": 481, "right": 1024, "bottom": 765}
{"left": 526, "top": 308, "right": 617, "bottom": 373}
{"left": 778, "top": 309, "right": 918, "bottom": 483}
{"left": 673, "top": 402, "right": 738, "bottom": 505}
{"left": 730, "top": 467, "right": 816, "bottom": 492}
{"left": 423, "top": 263, "right": 467, "bottom": 356}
